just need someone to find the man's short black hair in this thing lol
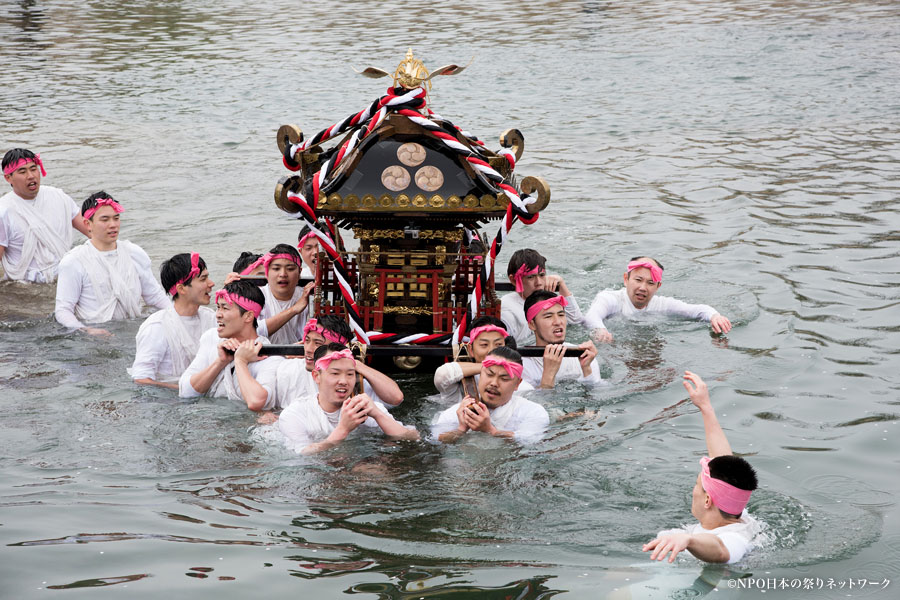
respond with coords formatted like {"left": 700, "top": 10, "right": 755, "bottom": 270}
{"left": 486, "top": 345, "right": 523, "bottom": 366}
{"left": 233, "top": 251, "right": 262, "bottom": 274}
{"left": 628, "top": 256, "right": 665, "bottom": 272}
{"left": 507, "top": 248, "right": 546, "bottom": 277}
{"left": 708, "top": 455, "right": 758, "bottom": 519}
{"left": 316, "top": 314, "right": 352, "bottom": 344}
{"left": 222, "top": 280, "right": 265, "bottom": 329}
{"left": 523, "top": 289, "right": 559, "bottom": 322}
{"left": 2, "top": 148, "right": 37, "bottom": 171}
{"left": 267, "top": 243, "right": 301, "bottom": 260}
{"left": 160, "top": 253, "right": 208, "bottom": 298}
{"left": 313, "top": 341, "right": 349, "bottom": 363}
{"left": 81, "top": 191, "right": 119, "bottom": 218}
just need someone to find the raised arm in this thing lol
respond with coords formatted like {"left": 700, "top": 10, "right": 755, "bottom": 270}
{"left": 683, "top": 371, "right": 732, "bottom": 457}
{"left": 263, "top": 282, "right": 314, "bottom": 336}
{"left": 356, "top": 360, "right": 404, "bottom": 406}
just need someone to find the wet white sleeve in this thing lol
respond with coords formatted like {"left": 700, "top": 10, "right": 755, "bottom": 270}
{"left": 430, "top": 404, "right": 463, "bottom": 440}
{"left": 178, "top": 333, "right": 217, "bottom": 398}
{"left": 130, "top": 320, "right": 168, "bottom": 380}
{"left": 511, "top": 402, "right": 550, "bottom": 444}
{"left": 577, "top": 358, "right": 606, "bottom": 386}
{"left": 65, "top": 192, "right": 79, "bottom": 221}
{"left": 54, "top": 256, "right": 86, "bottom": 329}
{"left": 583, "top": 290, "right": 621, "bottom": 331}
{"left": 500, "top": 293, "right": 531, "bottom": 343}
{"left": 278, "top": 404, "right": 313, "bottom": 451}
{"left": 520, "top": 357, "right": 544, "bottom": 388}
{"left": 718, "top": 531, "right": 752, "bottom": 564}
{"left": 653, "top": 295, "right": 718, "bottom": 322}
{"left": 0, "top": 207, "right": 9, "bottom": 248}
{"left": 564, "top": 294, "right": 585, "bottom": 326}
{"left": 132, "top": 246, "right": 171, "bottom": 311}
{"left": 433, "top": 362, "right": 464, "bottom": 404}
{"left": 253, "top": 356, "right": 284, "bottom": 411}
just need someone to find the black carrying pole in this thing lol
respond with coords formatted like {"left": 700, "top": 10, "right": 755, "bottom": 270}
{"left": 258, "top": 344, "right": 585, "bottom": 358}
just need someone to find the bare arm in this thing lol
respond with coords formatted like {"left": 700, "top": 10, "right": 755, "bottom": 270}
{"left": 72, "top": 214, "right": 91, "bottom": 238}
{"left": 133, "top": 378, "right": 179, "bottom": 390}
{"left": 234, "top": 340, "right": 270, "bottom": 412}
{"left": 370, "top": 406, "right": 420, "bottom": 440}
{"left": 683, "top": 371, "right": 732, "bottom": 457}
{"left": 189, "top": 340, "right": 234, "bottom": 395}
{"left": 643, "top": 531, "right": 730, "bottom": 563}
{"left": 264, "top": 282, "right": 313, "bottom": 336}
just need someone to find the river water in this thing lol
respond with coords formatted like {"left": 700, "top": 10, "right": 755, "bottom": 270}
{"left": 1, "top": 1, "right": 899, "bottom": 598}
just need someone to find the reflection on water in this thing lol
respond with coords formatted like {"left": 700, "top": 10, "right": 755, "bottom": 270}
{"left": 2, "top": 0, "right": 900, "bottom": 598}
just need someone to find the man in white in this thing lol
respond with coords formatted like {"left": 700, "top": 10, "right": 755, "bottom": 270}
{"left": 55, "top": 192, "right": 170, "bottom": 336}
{"left": 179, "top": 281, "right": 284, "bottom": 412}
{"left": 0, "top": 148, "right": 90, "bottom": 282}
{"left": 433, "top": 315, "right": 533, "bottom": 405}
{"left": 432, "top": 346, "right": 549, "bottom": 444}
{"left": 643, "top": 371, "right": 761, "bottom": 564}
{"left": 520, "top": 290, "right": 603, "bottom": 389}
{"left": 256, "top": 244, "right": 314, "bottom": 344}
{"left": 273, "top": 315, "right": 404, "bottom": 410}
{"left": 297, "top": 225, "right": 318, "bottom": 280}
{"left": 130, "top": 252, "right": 216, "bottom": 389}
{"left": 500, "top": 248, "right": 584, "bottom": 345}
{"left": 585, "top": 256, "right": 733, "bottom": 343}
{"left": 278, "top": 344, "right": 419, "bottom": 455}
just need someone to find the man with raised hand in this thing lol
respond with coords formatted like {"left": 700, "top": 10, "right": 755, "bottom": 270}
{"left": 520, "top": 290, "right": 602, "bottom": 389}
{"left": 278, "top": 343, "right": 419, "bottom": 455}
{"left": 432, "top": 315, "right": 533, "bottom": 405}
{"left": 643, "top": 371, "right": 761, "bottom": 564}
{"left": 256, "top": 243, "right": 314, "bottom": 344}
{"left": 1, "top": 148, "right": 90, "bottom": 282}
{"left": 130, "top": 252, "right": 216, "bottom": 389}
{"left": 501, "top": 248, "right": 584, "bottom": 345}
{"left": 179, "top": 280, "right": 283, "bottom": 412}
{"left": 585, "top": 256, "right": 732, "bottom": 344}
{"left": 432, "top": 346, "right": 549, "bottom": 444}
{"left": 273, "top": 315, "right": 403, "bottom": 410}
{"left": 55, "top": 192, "right": 170, "bottom": 335}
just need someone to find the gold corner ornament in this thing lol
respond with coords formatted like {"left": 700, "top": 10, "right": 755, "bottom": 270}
{"left": 355, "top": 48, "right": 472, "bottom": 91}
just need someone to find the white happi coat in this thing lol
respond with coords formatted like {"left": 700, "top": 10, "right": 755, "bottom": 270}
{"left": 129, "top": 306, "right": 217, "bottom": 382}
{"left": 584, "top": 287, "right": 719, "bottom": 331}
{"left": 54, "top": 239, "right": 170, "bottom": 328}
{"left": 178, "top": 329, "right": 284, "bottom": 409}
{"left": 430, "top": 393, "right": 550, "bottom": 444}
{"left": 0, "top": 186, "right": 79, "bottom": 282}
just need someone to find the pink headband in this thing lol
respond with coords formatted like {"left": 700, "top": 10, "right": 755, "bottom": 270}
{"left": 169, "top": 252, "right": 201, "bottom": 296}
{"left": 303, "top": 318, "right": 350, "bottom": 344}
{"left": 314, "top": 348, "right": 354, "bottom": 371}
{"left": 512, "top": 263, "right": 541, "bottom": 293}
{"left": 3, "top": 154, "right": 46, "bottom": 177}
{"left": 525, "top": 295, "right": 568, "bottom": 323}
{"left": 700, "top": 457, "right": 752, "bottom": 515}
{"left": 297, "top": 231, "right": 317, "bottom": 248}
{"left": 263, "top": 252, "right": 302, "bottom": 276}
{"left": 83, "top": 198, "right": 124, "bottom": 221}
{"left": 240, "top": 254, "right": 268, "bottom": 276}
{"left": 482, "top": 356, "right": 524, "bottom": 380}
{"left": 214, "top": 289, "right": 262, "bottom": 318}
{"left": 468, "top": 324, "right": 508, "bottom": 343}
{"left": 626, "top": 260, "right": 662, "bottom": 284}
